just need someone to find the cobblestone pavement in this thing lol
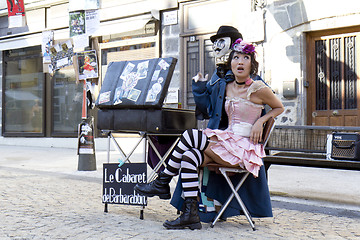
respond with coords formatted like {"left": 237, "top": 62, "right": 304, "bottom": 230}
{"left": 1, "top": 145, "right": 360, "bottom": 239}
{"left": 1, "top": 166, "right": 360, "bottom": 240}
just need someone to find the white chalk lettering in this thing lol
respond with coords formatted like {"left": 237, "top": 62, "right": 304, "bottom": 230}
{"left": 103, "top": 188, "right": 147, "bottom": 205}
{"left": 104, "top": 168, "right": 114, "bottom": 183}
{"left": 114, "top": 168, "right": 146, "bottom": 184}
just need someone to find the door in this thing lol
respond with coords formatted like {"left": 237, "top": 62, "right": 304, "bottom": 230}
{"left": 307, "top": 30, "right": 360, "bottom": 126}
{"left": 184, "top": 34, "right": 215, "bottom": 107}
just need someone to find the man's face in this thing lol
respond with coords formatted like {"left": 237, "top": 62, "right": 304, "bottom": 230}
{"left": 212, "top": 37, "right": 231, "bottom": 59}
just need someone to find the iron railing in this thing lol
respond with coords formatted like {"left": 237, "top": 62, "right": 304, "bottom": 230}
{"left": 267, "top": 125, "right": 360, "bottom": 153}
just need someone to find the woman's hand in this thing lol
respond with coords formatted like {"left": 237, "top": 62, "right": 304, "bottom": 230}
{"left": 250, "top": 120, "right": 264, "bottom": 144}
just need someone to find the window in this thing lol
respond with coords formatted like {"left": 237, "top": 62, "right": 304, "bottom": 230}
{"left": 181, "top": 0, "right": 232, "bottom": 108}
{"left": 185, "top": 35, "right": 215, "bottom": 106}
{"left": 51, "top": 67, "right": 82, "bottom": 136}
{"left": 100, "top": 36, "right": 158, "bottom": 86}
{"left": 2, "top": 46, "right": 45, "bottom": 136}
{"left": 315, "top": 36, "right": 357, "bottom": 110}
{"left": 2, "top": 46, "right": 83, "bottom": 137}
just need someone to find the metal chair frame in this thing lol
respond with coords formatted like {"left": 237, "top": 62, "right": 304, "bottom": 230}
{"left": 206, "top": 117, "right": 275, "bottom": 231}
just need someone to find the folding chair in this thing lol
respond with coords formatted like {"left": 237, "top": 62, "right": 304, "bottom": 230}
{"left": 205, "top": 117, "right": 275, "bottom": 231}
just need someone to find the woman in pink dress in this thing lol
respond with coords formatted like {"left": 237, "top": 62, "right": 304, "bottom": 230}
{"left": 134, "top": 38, "right": 284, "bottom": 230}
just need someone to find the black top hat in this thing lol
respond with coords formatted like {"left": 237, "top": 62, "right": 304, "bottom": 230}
{"left": 210, "top": 25, "right": 243, "bottom": 43}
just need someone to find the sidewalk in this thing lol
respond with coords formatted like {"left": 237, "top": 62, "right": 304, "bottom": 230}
{"left": 1, "top": 137, "right": 359, "bottom": 206}
{"left": 1, "top": 141, "right": 360, "bottom": 239}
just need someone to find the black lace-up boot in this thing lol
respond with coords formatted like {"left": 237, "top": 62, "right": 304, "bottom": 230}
{"left": 163, "top": 198, "right": 202, "bottom": 230}
{"left": 134, "top": 172, "right": 172, "bottom": 199}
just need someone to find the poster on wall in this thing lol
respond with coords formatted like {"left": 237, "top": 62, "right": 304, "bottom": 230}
{"left": 42, "top": 31, "right": 54, "bottom": 64}
{"left": 76, "top": 50, "right": 98, "bottom": 80}
{"left": 49, "top": 40, "right": 74, "bottom": 73}
{"left": 69, "top": 9, "right": 99, "bottom": 50}
{"left": 69, "top": 11, "right": 86, "bottom": 37}
{"left": 85, "top": 9, "right": 99, "bottom": 36}
{"left": 78, "top": 117, "right": 95, "bottom": 155}
{"left": 6, "top": 0, "right": 26, "bottom": 28}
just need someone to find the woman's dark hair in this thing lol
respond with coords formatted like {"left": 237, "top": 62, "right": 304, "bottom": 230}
{"left": 227, "top": 50, "right": 259, "bottom": 76}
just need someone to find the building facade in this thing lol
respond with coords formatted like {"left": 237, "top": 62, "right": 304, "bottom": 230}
{"left": 1, "top": 0, "right": 360, "bottom": 138}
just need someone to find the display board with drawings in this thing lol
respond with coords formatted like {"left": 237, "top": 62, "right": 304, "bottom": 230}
{"left": 96, "top": 57, "right": 177, "bottom": 109}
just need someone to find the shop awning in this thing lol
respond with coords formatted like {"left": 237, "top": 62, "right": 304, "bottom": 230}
{"left": 0, "top": 33, "right": 42, "bottom": 51}
{"left": 92, "top": 13, "right": 154, "bottom": 37}
{"left": 0, "top": 28, "right": 70, "bottom": 51}
{"left": 0, "top": 13, "right": 154, "bottom": 51}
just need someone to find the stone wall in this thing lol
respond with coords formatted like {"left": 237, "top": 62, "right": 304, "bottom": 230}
{"left": 264, "top": 0, "right": 307, "bottom": 125}
{"left": 263, "top": 0, "right": 360, "bottom": 125}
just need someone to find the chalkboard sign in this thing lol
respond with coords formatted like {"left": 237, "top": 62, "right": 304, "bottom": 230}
{"left": 102, "top": 163, "right": 147, "bottom": 206}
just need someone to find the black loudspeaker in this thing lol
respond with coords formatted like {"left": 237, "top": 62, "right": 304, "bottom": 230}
{"left": 331, "top": 132, "right": 360, "bottom": 161}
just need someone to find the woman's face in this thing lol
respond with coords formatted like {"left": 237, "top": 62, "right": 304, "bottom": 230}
{"left": 231, "top": 52, "right": 251, "bottom": 79}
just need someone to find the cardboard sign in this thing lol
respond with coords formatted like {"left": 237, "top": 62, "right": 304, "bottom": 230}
{"left": 77, "top": 117, "right": 95, "bottom": 155}
{"left": 103, "top": 163, "right": 147, "bottom": 206}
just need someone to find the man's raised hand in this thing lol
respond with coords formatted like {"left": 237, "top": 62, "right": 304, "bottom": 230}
{"left": 192, "top": 72, "right": 208, "bottom": 82}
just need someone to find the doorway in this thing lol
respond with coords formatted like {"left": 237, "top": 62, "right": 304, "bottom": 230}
{"left": 306, "top": 29, "right": 360, "bottom": 126}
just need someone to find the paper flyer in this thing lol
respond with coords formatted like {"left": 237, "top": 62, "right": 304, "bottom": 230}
{"left": 76, "top": 50, "right": 99, "bottom": 80}
{"left": 69, "top": 11, "right": 86, "bottom": 37}
{"left": 69, "top": 9, "right": 99, "bottom": 48}
{"left": 6, "top": 0, "right": 26, "bottom": 28}
{"left": 42, "top": 31, "right": 54, "bottom": 64}
{"left": 85, "top": 10, "right": 99, "bottom": 36}
{"left": 73, "top": 35, "right": 89, "bottom": 50}
{"left": 49, "top": 40, "right": 74, "bottom": 71}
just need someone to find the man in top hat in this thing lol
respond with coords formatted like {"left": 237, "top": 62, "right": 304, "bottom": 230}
{"left": 210, "top": 25, "right": 243, "bottom": 77}
{"left": 193, "top": 25, "right": 243, "bottom": 84}
{"left": 192, "top": 25, "right": 244, "bottom": 128}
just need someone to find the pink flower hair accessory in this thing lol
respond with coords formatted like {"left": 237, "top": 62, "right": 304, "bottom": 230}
{"left": 231, "top": 38, "right": 255, "bottom": 54}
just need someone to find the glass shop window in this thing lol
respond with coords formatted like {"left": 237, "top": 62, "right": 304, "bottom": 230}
{"left": 51, "top": 67, "right": 82, "bottom": 136}
{"left": 100, "top": 36, "right": 157, "bottom": 86}
{"left": 2, "top": 46, "right": 45, "bottom": 136}
{"left": 2, "top": 46, "right": 83, "bottom": 137}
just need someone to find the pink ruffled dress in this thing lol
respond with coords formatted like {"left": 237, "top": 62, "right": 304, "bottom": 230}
{"left": 204, "top": 81, "right": 267, "bottom": 177}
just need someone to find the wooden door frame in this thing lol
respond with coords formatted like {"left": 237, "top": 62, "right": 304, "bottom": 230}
{"left": 306, "top": 26, "right": 360, "bottom": 126}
